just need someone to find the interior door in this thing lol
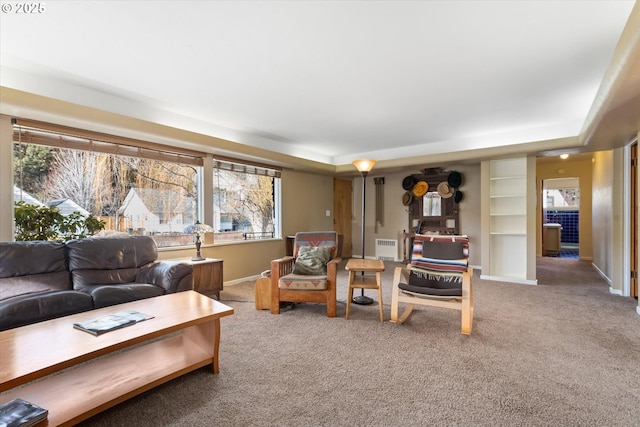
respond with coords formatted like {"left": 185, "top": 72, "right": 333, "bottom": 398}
{"left": 333, "top": 178, "right": 352, "bottom": 258}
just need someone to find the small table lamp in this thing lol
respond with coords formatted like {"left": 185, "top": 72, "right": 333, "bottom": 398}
{"left": 183, "top": 221, "right": 213, "bottom": 261}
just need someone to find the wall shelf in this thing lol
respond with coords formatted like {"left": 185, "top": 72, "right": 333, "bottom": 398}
{"left": 483, "top": 157, "right": 535, "bottom": 284}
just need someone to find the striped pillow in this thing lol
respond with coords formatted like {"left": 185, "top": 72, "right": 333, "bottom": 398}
{"left": 409, "top": 235, "right": 469, "bottom": 282}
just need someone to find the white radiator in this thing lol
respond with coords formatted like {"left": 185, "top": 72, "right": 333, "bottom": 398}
{"left": 375, "top": 239, "right": 398, "bottom": 261}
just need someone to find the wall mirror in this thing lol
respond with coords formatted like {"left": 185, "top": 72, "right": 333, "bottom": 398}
{"left": 405, "top": 168, "right": 460, "bottom": 236}
{"left": 422, "top": 192, "right": 442, "bottom": 217}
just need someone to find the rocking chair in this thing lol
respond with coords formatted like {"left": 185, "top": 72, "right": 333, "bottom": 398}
{"left": 390, "top": 234, "right": 473, "bottom": 334}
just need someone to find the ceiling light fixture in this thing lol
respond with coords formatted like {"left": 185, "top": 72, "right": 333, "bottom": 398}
{"left": 560, "top": 154, "right": 569, "bottom": 160}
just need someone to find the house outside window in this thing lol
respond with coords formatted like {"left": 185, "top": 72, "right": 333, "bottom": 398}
{"left": 11, "top": 119, "right": 282, "bottom": 247}
{"left": 12, "top": 121, "right": 202, "bottom": 248}
{"left": 212, "top": 159, "right": 281, "bottom": 243}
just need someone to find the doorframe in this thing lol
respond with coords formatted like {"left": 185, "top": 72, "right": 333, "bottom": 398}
{"left": 623, "top": 139, "right": 638, "bottom": 299}
{"left": 540, "top": 177, "right": 580, "bottom": 258}
{"left": 629, "top": 141, "right": 638, "bottom": 299}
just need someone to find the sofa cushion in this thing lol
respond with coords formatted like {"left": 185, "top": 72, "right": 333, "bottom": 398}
{"left": 279, "top": 274, "right": 328, "bottom": 290}
{"left": 66, "top": 235, "right": 157, "bottom": 271}
{"left": 84, "top": 284, "right": 165, "bottom": 308}
{"left": 0, "top": 290, "right": 94, "bottom": 331}
{"left": 0, "top": 241, "right": 72, "bottom": 301}
{"left": 71, "top": 268, "right": 139, "bottom": 290}
{"left": 0, "top": 240, "right": 67, "bottom": 278}
{"left": 0, "top": 271, "right": 73, "bottom": 302}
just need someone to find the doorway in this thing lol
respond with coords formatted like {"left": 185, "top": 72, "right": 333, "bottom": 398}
{"left": 333, "top": 178, "right": 353, "bottom": 259}
{"left": 542, "top": 178, "right": 580, "bottom": 259}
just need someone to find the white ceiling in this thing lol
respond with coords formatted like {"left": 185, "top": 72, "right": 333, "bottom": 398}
{"left": 1, "top": 1, "right": 638, "bottom": 171}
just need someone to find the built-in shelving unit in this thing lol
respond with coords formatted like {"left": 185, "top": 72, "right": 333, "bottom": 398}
{"left": 481, "top": 157, "right": 537, "bottom": 285}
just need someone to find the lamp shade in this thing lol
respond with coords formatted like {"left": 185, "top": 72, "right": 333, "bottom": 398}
{"left": 183, "top": 221, "right": 213, "bottom": 234}
{"left": 352, "top": 159, "right": 377, "bottom": 174}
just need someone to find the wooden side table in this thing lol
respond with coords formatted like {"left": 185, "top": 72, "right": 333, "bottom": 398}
{"left": 345, "top": 258, "right": 385, "bottom": 321}
{"left": 180, "top": 258, "right": 223, "bottom": 299}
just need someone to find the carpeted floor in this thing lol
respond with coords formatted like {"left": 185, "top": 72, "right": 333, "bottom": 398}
{"left": 78, "top": 257, "right": 640, "bottom": 426}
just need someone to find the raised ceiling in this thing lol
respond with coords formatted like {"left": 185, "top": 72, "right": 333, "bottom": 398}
{"left": 1, "top": 1, "right": 639, "bottom": 173}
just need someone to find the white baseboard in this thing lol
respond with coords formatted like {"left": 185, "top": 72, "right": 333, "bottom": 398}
{"left": 351, "top": 254, "right": 403, "bottom": 262}
{"left": 591, "top": 262, "right": 612, "bottom": 286}
{"left": 480, "top": 274, "right": 538, "bottom": 286}
{"left": 224, "top": 275, "right": 260, "bottom": 286}
{"left": 609, "top": 287, "right": 623, "bottom": 296}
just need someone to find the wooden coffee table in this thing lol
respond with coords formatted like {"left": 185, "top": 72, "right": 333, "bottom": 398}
{"left": 0, "top": 291, "right": 233, "bottom": 426}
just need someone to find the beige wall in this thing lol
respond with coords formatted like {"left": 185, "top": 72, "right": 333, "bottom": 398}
{"left": 536, "top": 156, "right": 594, "bottom": 260}
{"left": 157, "top": 239, "right": 284, "bottom": 284}
{"left": 353, "top": 164, "right": 482, "bottom": 267}
{"left": 591, "top": 148, "right": 630, "bottom": 294}
{"left": 280, "top": 169, "right": 334, "bottom": 237}
{"left": 591, "top": 150, "right": 615, "bottom": 286}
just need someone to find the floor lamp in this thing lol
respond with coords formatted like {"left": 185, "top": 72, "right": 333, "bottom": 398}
{"left": 352, "top": 159, "right": 377, "bottom": 305}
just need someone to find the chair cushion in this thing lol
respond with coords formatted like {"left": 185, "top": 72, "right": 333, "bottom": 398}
{"left": 279, "top": 274, "right": 328, "bottom": 290}
{"left": 410, "top": 235, "right": 469, "bottom": 279}
{"left": 292, "top": 246, "right": 332, "bottom": 275}
{"left": 404, "top": 235, "right": 469, "bottom": 296}
{"left": 400, "top": 275, "right": 462, "bottom": 297}
{"left": 294, "top": 231, "right": 338, "bottom": 258}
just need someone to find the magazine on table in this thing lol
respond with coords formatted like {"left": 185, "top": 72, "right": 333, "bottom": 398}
{"left": 0, "top": 398, "right": 48, "bottom": 427}
{"left": 73, "top": 310, "right": 154, "bottom": 336}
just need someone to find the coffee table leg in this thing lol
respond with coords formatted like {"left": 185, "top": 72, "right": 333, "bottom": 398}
{"left": 209, "top": 319, "right": 220, "bottom": 373}
{"left": 184, "top": 318, "right": 222, "bottom": 373}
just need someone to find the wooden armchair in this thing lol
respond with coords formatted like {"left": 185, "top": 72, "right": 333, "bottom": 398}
{"left": 390, "top": 234, "right": 473, "bottom": 335}
{"left": 270, "top": 231, "right": 341, "bottom": 317}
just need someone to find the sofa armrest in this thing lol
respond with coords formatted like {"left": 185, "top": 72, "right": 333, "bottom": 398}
{"left": 136, "top": 261, "right": 193, "bottom": 293}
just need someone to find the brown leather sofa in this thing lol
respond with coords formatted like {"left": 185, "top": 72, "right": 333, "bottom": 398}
{"left": 0, "top": 236, "right": 193, "bottom": 331}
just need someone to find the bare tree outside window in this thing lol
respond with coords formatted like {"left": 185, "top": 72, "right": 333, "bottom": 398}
{"left": 213, "top": 168, "right": 276, "bottom": 242}
{"left": 13, "top": 143, "right": 199, "bottom": 247}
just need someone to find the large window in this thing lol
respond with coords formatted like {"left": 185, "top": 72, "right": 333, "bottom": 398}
{"left": 12, "top": 120, "right": 202, "bottom": 247}
{"left": 11, "top": 119, "right": 282, "bottom": 247}
{"left": 212, "top": 158, "right": 280, "bottom": 243}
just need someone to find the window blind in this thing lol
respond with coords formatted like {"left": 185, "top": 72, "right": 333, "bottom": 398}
{"left": 12, "top": 118, "right": 205, "bottom": 167}
{"left": 213, "top": 156, "right": 281, "bottom": 178}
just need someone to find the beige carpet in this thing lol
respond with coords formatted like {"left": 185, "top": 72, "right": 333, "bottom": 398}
{"left": 79, "top": 257, "right": 640, "bottom": 426}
